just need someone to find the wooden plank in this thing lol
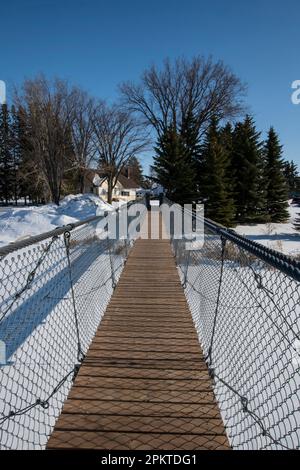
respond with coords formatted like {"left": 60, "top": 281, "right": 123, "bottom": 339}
{"left": 92, "top": 331, "right": 199, "bottom": 340}
{"left": 73, "top": 376, "right": 213, "bottom": 391}
{"left": 76, "top": 366, "right": 211, "bottom": 380}
{"left": 88, "top": 341, "right": 203, "bottom": 352}
{"left": 67, "top": 387, "right": 217, "bottom": 404}
{"left": 58, "top": 400, "right": 222, "bottom": 419}
{"left": 84, "top": 350, "right": 204, "bottom": 362}
{"left": 82, "top": 360, "right": 208, "bottom": 371}
{"left": 53, "top": 413, "right": 225, "bottom": 435}
{"left": 48, "top": 431, "right": 229, "bottom": 450}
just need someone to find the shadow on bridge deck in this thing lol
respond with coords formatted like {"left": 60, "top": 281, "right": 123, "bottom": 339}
{"left": 47, "top": 211, "right": 230, "bottom": 450}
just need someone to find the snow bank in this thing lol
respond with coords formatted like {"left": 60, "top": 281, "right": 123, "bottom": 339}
{"left": 0, "top": 194, "right": 113, "bottom": 247}
{"left": 111, "top": 200, "right": 128, "bottom": 209}
{"left": 234, "top": 201, "right": 300, "bottom": 257}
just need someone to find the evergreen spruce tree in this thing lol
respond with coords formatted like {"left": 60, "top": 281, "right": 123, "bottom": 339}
{"left": 283, "top": 160, "right": 300, "bottom": 196}
{"left": 263, "top": 127, "right": 289, "bottom": 222}
{"left": 180, "top": 110, "right": 201, "bottom": 198}
{"left": 0, "top": 104, "right": 14, "bottom": 204}
{"left": 10, "top": 106, "right": 22, "bottom": 204}
{"left": 152, "top": 126, "right": 197, "bottom": 204}
{"left": 122, "top": 156, "right": 145, "bottom": 187}
{"left": 200, "top": 118, "right": 235, "bottom": 226}
{"left": 231, "top": 115, "right": 266, "bottom": 223}
{"left": 220, "top": 122, "right": 234, "bottom": 151}
{"left": 181, "top": 111, "right": 201, "bottom": 160}
{"left": 220, "top": 122, "right": 236, "bottom": 206}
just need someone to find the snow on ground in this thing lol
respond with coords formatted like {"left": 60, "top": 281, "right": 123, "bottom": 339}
{"left": 111, "top": 200, "right": 128, "bottom": 209}
{"left": 234, "top": 201, "right": 300, "bottom": 257}
{"left": 0, "top": 194, "right": 112, "bottom": 247}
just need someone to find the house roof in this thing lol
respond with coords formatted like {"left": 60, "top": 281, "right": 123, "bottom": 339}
{"left": 84, "top": 169, "right": 139, "bottom": 189}
{"left": 117, "top": 174, "right": 140, "bottom": 189}
{"left": 84, "top": 169, "right": 105, "bottom": 186}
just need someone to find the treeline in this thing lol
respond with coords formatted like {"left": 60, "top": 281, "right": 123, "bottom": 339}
{"left": 1, "top": 56, "right": 299, "bottom": 224}
{"left": 153, "top": 115, "right": 300, "bottom": 226}
{"left": 0, "top": 77, "right": 148, "bottom": 205}
{"left": 123, "top": 55, "right": 299, "bottom": 227}
{"left": 0, "top": 105, "right": 26, "bottom": 204}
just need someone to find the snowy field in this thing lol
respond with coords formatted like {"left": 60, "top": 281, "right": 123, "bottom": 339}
{"left": 0, "top": 194, "right": 112, "bottom": 248}
{"left": 1, "top": 197, "right": 299, "bottom": 256}
{"left": 234, "top": 201, "right": 300, "bottom": 257}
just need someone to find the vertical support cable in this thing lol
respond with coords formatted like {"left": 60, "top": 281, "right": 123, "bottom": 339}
{"left": 205, "top": 235, "right": 226, "bottom": 378}
{"left": 108, "top": 239, "right": 117, "bottom": 290}
{"left": 63, "top": 231, "right": 85, "bottom": 363}
{"left": 182, "top": 249, "right": 191, "bottom": 289}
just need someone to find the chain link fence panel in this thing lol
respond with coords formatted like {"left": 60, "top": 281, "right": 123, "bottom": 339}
{"left": 0, "top": 203, "right": 147, "bottom": 449}
{"left": 163, "top": 200, "right": 300, "bottom": 450}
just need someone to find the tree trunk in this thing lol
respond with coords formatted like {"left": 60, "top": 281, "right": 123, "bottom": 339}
{"left": 107, "top": 178, "right": 113, "bottom": 204}
{"left": 50, "top": 183, "right": 61, "bottom": 206}
{"left": 14, "top": 176, "right": 18, "bottom": 206}
{"left": 79, "top": 172, "right": 85, "bottom": 194}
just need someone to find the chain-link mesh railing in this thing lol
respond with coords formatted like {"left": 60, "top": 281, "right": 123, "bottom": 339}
{"left": 0, "top": 202, "right": 147, "bottom": 449}
{"left": 163, "top": 199, "right": 300, "bottom": 450}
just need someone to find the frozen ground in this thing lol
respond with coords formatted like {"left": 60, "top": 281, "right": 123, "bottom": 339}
{"left": 0, "top": 194, "right": 112, "bottom": 247}
{"left": 234, "top": 201, "right": 300, "bottom": 257}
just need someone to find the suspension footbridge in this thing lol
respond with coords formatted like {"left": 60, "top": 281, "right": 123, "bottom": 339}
{"left": 47, "top": 213, "right": 229, "bottom": 450}
{"left": 0, "top": 200, "right": 299, "bottom": 450}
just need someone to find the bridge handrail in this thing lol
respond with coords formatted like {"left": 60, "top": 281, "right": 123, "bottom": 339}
{"left": 163, "top": 197, "right": 300, "bottom": 282}
{"left": 162, "top": 196, "right": 300, "bottom": 450}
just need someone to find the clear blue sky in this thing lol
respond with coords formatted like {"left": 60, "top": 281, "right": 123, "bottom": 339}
{"left": 1, "top": 0, "right": 300, "bottom": 172}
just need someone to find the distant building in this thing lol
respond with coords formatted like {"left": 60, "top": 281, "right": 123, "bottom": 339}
{"left": 83, "top": 169, "right": 140, "bottom": 203}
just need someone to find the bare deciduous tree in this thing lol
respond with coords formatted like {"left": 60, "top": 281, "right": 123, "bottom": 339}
{"left": 120, "top": 56, "right": 246, "bottom": 139}
{"left": 93, "top": 102, "right": 149, "bottom": 204}
{"left": 71, "top": 90, "right": 98, "bottom": 193}
{"left": 16, "top": 76, "right": 78, "bottom": 204}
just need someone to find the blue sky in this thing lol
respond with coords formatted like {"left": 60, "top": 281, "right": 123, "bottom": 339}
{"left": 0, "top": 0, "right": 300, "bottom": 171}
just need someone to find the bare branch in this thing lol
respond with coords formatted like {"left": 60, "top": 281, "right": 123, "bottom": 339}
{"left": 120, "top": 55, "right": 247, "bottom": 139}
{"left": 93, "top": 102, "right": 150, "bottom": 203}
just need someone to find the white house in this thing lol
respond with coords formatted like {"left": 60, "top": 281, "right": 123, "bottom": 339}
{"left": 83, "top": 170, "right": 140, "bottom": 203}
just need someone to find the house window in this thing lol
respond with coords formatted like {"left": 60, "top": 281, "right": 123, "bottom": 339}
{"left": 121, "top": 191, "right": 130, "bottom": 196}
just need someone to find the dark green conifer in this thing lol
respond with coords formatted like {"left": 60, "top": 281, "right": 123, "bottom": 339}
{"left": 263, "top": 127, "right": 289, "bottom": 222}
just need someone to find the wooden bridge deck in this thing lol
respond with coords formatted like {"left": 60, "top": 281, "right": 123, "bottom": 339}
{"left": 47, "top": 212, "right": 229, "bottom": 450}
